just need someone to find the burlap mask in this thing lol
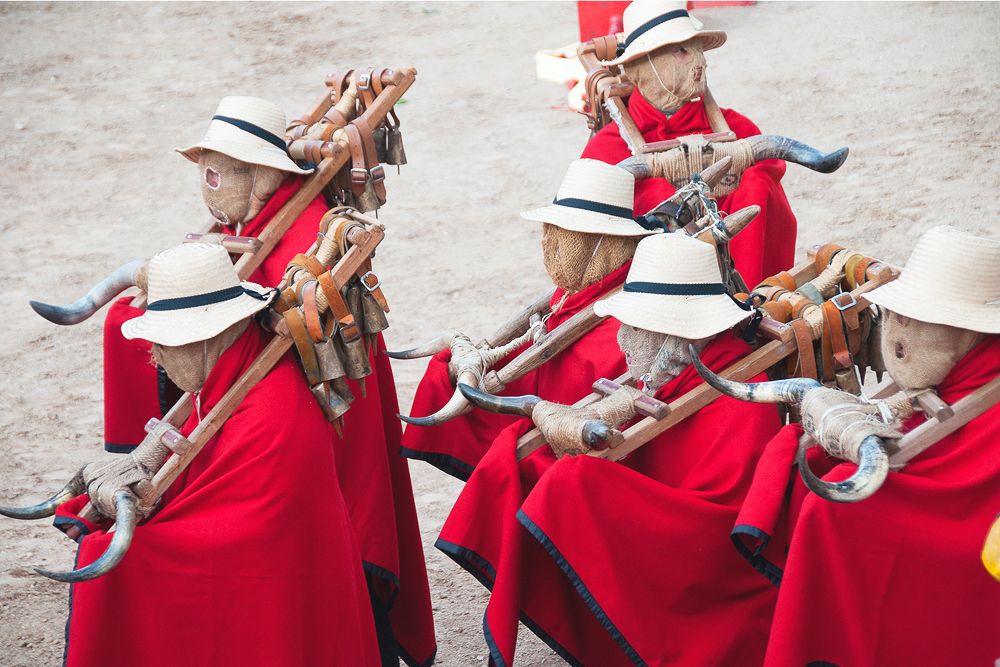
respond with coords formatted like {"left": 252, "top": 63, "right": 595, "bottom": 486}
{"left": 880, "top": 309, "right": 985, "bottom": 391}
{"left": 152, "top": 319, "right": 249, "bottom": 394}
{"left": 618, "top": 323, "right": 707, "bottom": 393}
{"left": 622, "top": 38, "right": 707, "bottom": 113}
{"left": 542, "top": 223, "right": 639, "bottom": 293}
{"left": 198, "top": 150, "right": 286, "bottom": 228}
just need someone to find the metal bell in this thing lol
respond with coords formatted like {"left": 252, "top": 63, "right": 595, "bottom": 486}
{"left": 373, "top": 126, "right": 388, "bottom": 164}
{"left": 355, "top": 179, "right": 380, "bottom": 213}
{"left": 340, "top": 285, "right": 373, "bottom": 381}
{"left": 311, "top": 382, "right": 351, "bottom": 422}
{"left": 361, "top": 290, "right": 389, "bottom": 334}
{"left": 386, "top": 126, "right": 407, "bottom": 166}
{"left": 314, "top": 334, "right": 346, "bottom": 382}
{"left": 329, "top": 376, "right": 355, "bottom": 405}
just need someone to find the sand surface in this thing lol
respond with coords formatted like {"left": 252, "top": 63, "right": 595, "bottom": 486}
{"left": 1, "top": 1, "right": 998, "bottom": 665}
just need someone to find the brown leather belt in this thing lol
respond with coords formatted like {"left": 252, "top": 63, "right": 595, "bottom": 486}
{"left": 788, "top": 318, "right": 817, "bottom": 381}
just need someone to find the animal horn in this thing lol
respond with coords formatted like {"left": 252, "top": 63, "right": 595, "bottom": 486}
{"left": 35, "top": 489, "right": 138, "bottom": 583}
{"left": 616, "top": 155, "right": 656, "bottom": 180}
{"left": 796, "top": 436, "right": 889, "bottom": 503}
{"left": 397, "top": 369, "right": 478, "bottom": 426}
{"left": 384, "top": 331, "right": 458, "bottom": 360}
{"left": 457, "top": 382, "right": 542, "bottom": 417}
{"left": 581, "top": 421, "right": 624, "bottom": 451}
{"left": 0, "top": 470, "right": 86, "bottom": 520}
{"left": 698, "top": 155, "right": 733, "bottom": 189}
{"left": 30, "top": 259, "right": 146, "bottom": 325}
{"left": 718, "top": 205, "right": 760, "bottom": 242}
{"left": 745, "top": 135, "right": 849, "bottom": 174}
{"left": 689, "top": 345, "right": 821, "bottom": 404}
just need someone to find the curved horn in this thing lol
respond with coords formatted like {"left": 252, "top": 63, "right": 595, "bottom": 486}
{"left": 745, "top": 135, "right": 849, "bottom": 174}
{"left": 457, "top": 382, "right": 542, "bottom": 417}
{"left": 384, "top": 331, "right": 458, "bottom": 360}
{"left": 698, "top": 155, "right": 733, "bottom": 190}
{"left": 35, "top": 490, "right": 138, "bottom": 583}
{"left": 0, "top": 471, "right": 85, "bottom": 520}
{"left": 796, "top": 436, "right": 889, "bottom": 503}
{"left": 397, "top": 369, "right": 477, "bottom": 426}
{"left": 717, "top": 205, "right": 760, "bottom": 242}
{"left": 689, "top": 345, "right": 821, "bottom": 404}
{"left": 581, "top": 421, "right": 624, "bottom": 451}
{"left": 30, "top": 259, "right": 145, "bottom": 326}
{"left": 616, "top": 155, "right": 655, "bottom": 180}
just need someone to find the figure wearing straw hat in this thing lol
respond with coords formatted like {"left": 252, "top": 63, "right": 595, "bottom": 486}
{"left": 433, "top": 232, "right": 783, "bottom": 666}
{"left": 30, "top": 95, "right": 437, "bottom": 667}
{"left": 12, "top": 243, "right": 383, "bottom": 667}
{"left": 692, "top": 225, "right": 1000, "bottom": 667}
{"left": 395, "top": 158, "right": 658, "bottom": 479}
{"left": 581, "top": 0, "right": 801, "bottom": 288}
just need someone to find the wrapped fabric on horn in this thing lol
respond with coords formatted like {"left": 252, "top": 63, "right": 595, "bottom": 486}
{"left": 397, "top": 369, "right": 478, "bottom": 426}
{"left": 690, "top": 344, "right": 821, "bottom": 403}
{"left": 0, "top": 470, "right": 86, "bottom": 520}
{"left": 35, "top": 489, "right": 138, "bottom": 582}
{"left": 796, "top": 435, "right": 889, "bottom": 503}
{"left": 383, "top": 331, "right": 458, "bottom": 360}
{"left": 30, "top": 259, "right": 145, "bottom": 325}
{"left": 745, "top": 135, "right": 849, "bottom": 174}
{"left": 457, "top": 383, "right": 542, "bottom": 418}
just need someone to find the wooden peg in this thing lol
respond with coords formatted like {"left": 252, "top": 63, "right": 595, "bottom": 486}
{"left": 915, "top": 390, "right": 955, "bottom": 422}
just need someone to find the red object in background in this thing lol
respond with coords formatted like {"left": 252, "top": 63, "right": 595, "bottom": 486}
{"left": 577, "top": 1, "right": 755, "bottom": 43}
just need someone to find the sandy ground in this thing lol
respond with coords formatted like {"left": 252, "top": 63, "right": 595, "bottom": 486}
{"left": 0, "top": 1, "right": 998, "bottom": 665}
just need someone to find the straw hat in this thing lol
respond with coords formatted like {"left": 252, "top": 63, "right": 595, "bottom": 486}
{"left": 122, "top": 243, "right": 273, "bottom": 347}
{"left": 606, "top": 1, "right": 726, "bottom": 66}
{"left": 521, "top": 159, "right": 658, "bottom": 236}
{"left": 865, "top": 225, "right": 1000, "bottom": 333}
{"left": 175, "top": 96, "right": 311, "bottom": 174}
{"left": 594, "top": 232, "right": 751, "bottom": 338}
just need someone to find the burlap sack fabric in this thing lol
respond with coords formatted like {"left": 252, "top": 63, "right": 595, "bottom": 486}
{"left": 542, "top": 224, "right": 639, "bottom": 292}
{"left": 531, "top": 384, "right": 643, "bottom": 458}
{"left": 605, "top": 0, "right": 726, "bottom": 67}
{"left": 649, "top": 136, "right": 755, "bottom": 195}
{"left": 622, "top": 38, "right": 707, "bottom": 114}
{"left": 198, "top": 150, "right": 286, "bottom": 227}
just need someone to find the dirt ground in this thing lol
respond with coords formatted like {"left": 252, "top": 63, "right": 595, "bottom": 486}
{"left": 1, "top": 2, "right": 998, "bottom": 665}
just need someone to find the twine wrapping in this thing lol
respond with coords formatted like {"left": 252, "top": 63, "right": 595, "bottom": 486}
{"left": 532, "top": 385, "right": 642, "bottom": 458}
{"left": 83, "top": 420, "right": 175, "bottom": 518}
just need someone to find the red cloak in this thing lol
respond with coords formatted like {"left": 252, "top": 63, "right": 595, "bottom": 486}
{"left": 399, "top": 261, "right": 632, "bottom": 480}
{"left": 96, "top": 176, "right": 436, "bottom": 666}
{"left": 437, "top": 333, "right": 782, "bottom": 666}
{"left": 581, "top": 91, "right": 797, "bottom": 288}
{"left": 60, "top": 324, "right": 381, "bottom": 667}
{"left": 733, "top": 335, "right": 1000, "bottom": 667}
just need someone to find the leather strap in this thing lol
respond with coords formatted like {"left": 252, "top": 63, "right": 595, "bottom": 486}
{"left": 355, "top": 258, "right": 389, "bottom": 313}
{"left": 789, "top": 317, "right": 817, "bottom": 381}
{"left": 317, "top": 270, "right": 361, "bottom": 342}
{"left": 287, "top": 113, "right": 313, "bottom": 131}
{"left": 343, "top": 123, "right": 369, "bottom": 196}
{"left": 327, "top": 69, "right": 354, "bottom": 104}
{"left": 819, "top": 302, "right": 836, "bottom": 382}
{"left": 822, "top": 300, "right": 853, "bottom": 371}
{"left": 323, "top": 109, "right": 349, "bottom": 130}
{"left": 284, "top": 308, "right": 322, "bottom": 385}
{"left": 761, "top": 299, "right": 792, "bottom": 323}
{"left": 301, "top": 281, "right": 325, "bottom": 343}
{"left": 370, "top": 67, "right": 387, "bottom": 97}
{"left": 815, "top": 244, "right": 845, "bottom": 272}
{"left": 350, "top": 116, "right": 387, "bottom": 205}
{"left": 853, "top": 257, "right": 874, "bottom": 290}
{"left": 355, "top": 67, "right": 376, "bottom": 111}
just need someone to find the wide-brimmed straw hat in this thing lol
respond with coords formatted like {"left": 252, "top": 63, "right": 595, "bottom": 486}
{"left": 606, "top": 1, "right": 727, "bottom": 66}
{"left": 122, "top": 243, "right": 273, "bottom": 347}
{"left": 594, "top": 232, "right": 751, "bottom": 338}
{"left": 175, "top": 96, "right": 311, "bottom": 174}
{"left": 521, "top": 159, "right": 658, "bottom": 236}
{"left": 865, "top": 225, "right": 1000, "bottom": 334}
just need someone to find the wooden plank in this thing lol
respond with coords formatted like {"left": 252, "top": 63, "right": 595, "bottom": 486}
{"left": 887, "top": 374, "right": 1000, "bottom": 466}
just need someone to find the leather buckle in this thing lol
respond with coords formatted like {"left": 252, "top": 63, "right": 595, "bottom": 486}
{"left": 350, "top": 167, "right": 369, "bottom": 186}
{"left": 832, "top": 292, "right": 857, "bottom": 312}
{"left": 369, "top": 165, "right": 385, "bottom": 183}
{"left": 358, "top": 73, "right": 371, "bottom": 91}
{"left": 359, "top": 271, "right": 380, "bottom": 292}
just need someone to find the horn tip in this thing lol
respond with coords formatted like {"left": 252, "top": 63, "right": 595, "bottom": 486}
{"left": 818, "top": 147, "right": 850, "bottom": 174}
{"left": 29, "top": 300, "right": 76, "bottom": 325}
{"left": 382, "top": 350, "right": 407, "bottom": 359}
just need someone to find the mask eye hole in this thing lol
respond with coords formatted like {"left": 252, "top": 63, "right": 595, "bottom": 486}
{"left": 204, "top": 167, "right": 221, "bottom": 190}
{"left": 895, "top": 342, "right": 905, "bottom": 359}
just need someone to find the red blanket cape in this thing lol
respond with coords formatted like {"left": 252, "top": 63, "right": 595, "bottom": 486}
{"left": 399, "top": 261, "right": 631, "bottom": 480}
{"left": 61, "top": 325, "right": 381, "bottom": 667}
{"left": 97, "top": 177, "right": 436, "bottom": 666}
{"left": 734, "top": 335, "right": 1000, "bottom": 667}
{"left": 437, "top": 333, "right": 781, "bottom": 666}
{"left": 581, "top": 91, "right": 797, "bottom": 288}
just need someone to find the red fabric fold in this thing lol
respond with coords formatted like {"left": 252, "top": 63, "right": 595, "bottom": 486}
{"left": 96, "top": 177, "right": 435, "bottom": 664}
{"left": 739, "top": 335, "right": 1000, "bottom": 667}
{"left": 400, "top": 261, "right": 632, "bottom": 479}
{"left": 439, "top": 333, "right": 781, "bottom": 666}
{"left": 581, "top": 91, "right": 797, "bottom": 287}
{"left": 64, "top": 325, "right": 381, "bottom": 667}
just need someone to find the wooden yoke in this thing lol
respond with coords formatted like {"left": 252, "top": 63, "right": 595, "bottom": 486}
{"left": 577, "top": 37, "right": 734, "bottom": 156}
{"left": 514, "top": 246, "right": 900, "bottom": 462}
